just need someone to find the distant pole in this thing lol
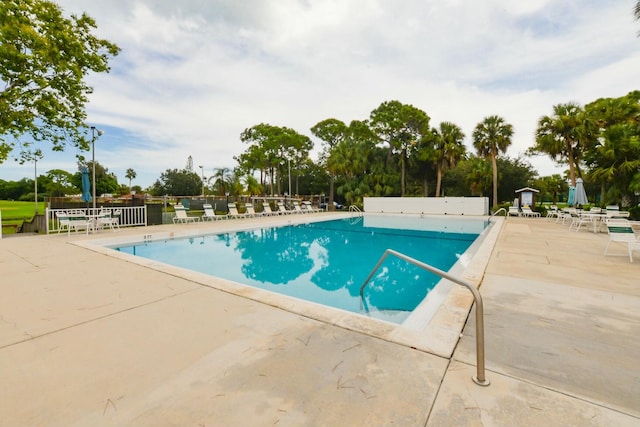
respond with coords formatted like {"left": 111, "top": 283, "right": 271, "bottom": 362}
{"left": 34, "top": 157, "right": 38, "bottom": 215}
{"left": 91, "top": 126, "right": 104, "bottom": 211}
{"left": 288, "top": 158, "right": 292, "bottom": 197}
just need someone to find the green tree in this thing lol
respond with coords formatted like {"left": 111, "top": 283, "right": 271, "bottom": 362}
{"left": 71, "top": 161, "right": 118, "bottom": 196}
{"left": 44, "top": 168, "right": 75, "bottom": 196}
{"left": 149, "top": 169, "right": 201, "bottom": 196}
{"left": 529, "top": 103, "right": 595, "bottom": 187}
{"left": 473, "top": 115, "right": 514, "bottom": 207}
{"left": 432, "top": 122, "right": 466, "bottom": 197}
{"left": 125, "top": 168, "right": 136, "bottom": 189}
{"left": 209, "top": 167, "right": 232, "bottom": 196}
{"left": 583, "top": 91, "right": 640, "bottom": 205}
{"left": 0, "top": 0, "right": 120, "bottom": 162}
{"left": 239, "top": 124, "right": 312, "bottom": 196}
{"left": 310, "top": 118, "right": 347, "bottom": 206}
{"left": 369, "top": 100, "right": 431, "bottom": 196}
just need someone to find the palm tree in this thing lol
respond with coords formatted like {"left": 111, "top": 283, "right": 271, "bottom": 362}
{"left": 125, "top": 168, "right": 136, "bottom": 190}
{"left": 472, "top": 115, "right": 513, "bottom": 208}
{"left": 531, "top": 103, "right": 593, "bottom": 187}
{"left": 209, "top": 167, "right": 232, "bottom": 196}
{"left": 433, "top": 122, "right": 466, "bottom": 197}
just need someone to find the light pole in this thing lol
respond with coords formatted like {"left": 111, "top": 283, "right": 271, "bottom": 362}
{"left": 288, "top": 157, "right": 292, "bottom": 197}
{"left": 91, "top": 126, "right": 104, "bottom": 210}
{"left": 199, "top": 165, "right": 205, "bottom": 197}
{"left": 34, "top": 156, "right": 38, "bottom": 215}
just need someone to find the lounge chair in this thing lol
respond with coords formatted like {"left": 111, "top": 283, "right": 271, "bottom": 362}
{"left": 302, "top": 201, "right": 321, "bottom": 213}
{"left": 277, "top": 202, "right": 291, "bottom": 215}
{"left": 202, "top": 204, "right": 222, "bottom": 221}
{"left": 227, "top": 203, "right": 248, "bottom": 219}
{"left": 245, "top": 203, "right": 258, "bottom": 217}
{"left": 604, "top": 219, "right": 640, "bottom": 262}
{"left": 173, "top": 205, "right": 199, "bottom": 223}
{"left": 520, "top": 206, "right": 540, "bottom": 218}
{"left": 292, "top": 201, "right": 305, "bottom": 214}
{"left": 261, "top": 203, "right": 277, "bottom": 216}
{"left": 508, "top": 206, "right": 520, "bottom": 217}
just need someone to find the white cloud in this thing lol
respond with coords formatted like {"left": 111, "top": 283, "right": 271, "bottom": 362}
{"left": 1, "top": 0, "right": 637, "bottom": 187}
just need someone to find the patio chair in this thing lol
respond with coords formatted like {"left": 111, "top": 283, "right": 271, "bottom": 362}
{"left": 173, "top": 205, "right": 199, "bottom": 223}
{"left": 56, "top": 211, "right": 91, "bottom": 235}
{"left": 604, "top": 219, "right": 640, "bottom": 262}
{"left": 96, "top": 209, "right": 120, "bottom": 231}
{"left": 302, "top": 201, "right": 321, "bottom": 213}
{"left": 245, "top": 203, "right": 258, "bottom": 217}
{"left": 508, "top": 206, "right": 520, "bottom": 217}
{"left": 261, "top": 203, "right": 277, "bottom": 216}
{"left": 202, "top": 204, "right": 222, "bottom": 221}
{"left": 292, "top": 201, "right": 305, "bottom": 214}
{"left": 227, "top": 203, "right": 248, "bottom": 219}
{"left": 568, "top": 212, "right": 593, "bottom": 232}
{"left": 277, "top": 202, "right": 292, "bottom": 215}
{"left": 520, "top": 206, "right": 540, "bottom": 218}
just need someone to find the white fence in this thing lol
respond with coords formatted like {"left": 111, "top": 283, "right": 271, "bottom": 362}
{"left": 45, "top": 206, "right": 147, "bottom": 234}
{"left": 363, "top": 197, "right": 489, "bottom": 215}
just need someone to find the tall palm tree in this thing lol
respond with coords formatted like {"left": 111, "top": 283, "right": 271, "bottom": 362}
{"left": 472, "top": 115, "right": 513, "bottom": 207}
{"left": 433, "top": 122, "right": 466, "bottom": 197}
{"left": 125, "top": 168, "right": 136, "bottom": 190}
{"left": 531, "top": 103, "right": 593, "bottom": 187}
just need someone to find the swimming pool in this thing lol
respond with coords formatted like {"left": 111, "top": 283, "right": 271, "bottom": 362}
{"left": 111, "top": 216, "right": 487, "bottom": 324}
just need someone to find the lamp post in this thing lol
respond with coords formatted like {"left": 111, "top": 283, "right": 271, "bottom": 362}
{"left": 288, "top": 157, "right": 292, "bottom": 197}
{"left": 131, "top": 190, "right": 136, "bottom": 207}
{"left": 34, "top": 156, "right": 38, "bottom": 215}
{"left": 90, "top": 126, "right": 104, "bottom": 210}
{"left": 199, "top": 165, "right": 205, "bottom": 197}
{"left": 225, "top": 192, "right": 230, "bottom": 213}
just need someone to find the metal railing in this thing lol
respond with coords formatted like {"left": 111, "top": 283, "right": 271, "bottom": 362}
{"left": 491, "top": 207, "right": 507, "bottom": 217}
{"left": 359, "top": 248, "right": 490, "bottom": 386}
{"left": 45, "top": 206, "right": 147, "bottom": 234}
{"left": 349, "top": 205, "right": 363, "bottom": 216}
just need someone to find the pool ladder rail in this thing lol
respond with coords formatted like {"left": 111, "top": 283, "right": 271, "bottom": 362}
{"left": 348, "top": 205, "right": 363, "bottom": 216}
{"left": 359, "top": 248, "right": 490, "bottom": 387}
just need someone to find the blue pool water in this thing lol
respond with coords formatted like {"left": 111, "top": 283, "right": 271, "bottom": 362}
{"left": 113, "top": 216, "right": 486, "bottom": 323}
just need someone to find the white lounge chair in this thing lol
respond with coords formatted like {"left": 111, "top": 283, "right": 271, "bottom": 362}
{"left": 292, "top": 201, "right": 305, "bottom": 214}
{"left": 604, "top": 219, "right": 640, "bottom": 262}
{"left": 302, "top": 201, "right": 321, "bottom": 213}
{"left": 508, "top": 206, "right": 520, "bottom": 217}
{"left": 202, "top": 204, "right": 222, "bottom": 221}
{"left": 277, "top": 202, "right": 291, "bottom": 215}
{"left": 245, "top": 203, "right": 258, "bottom": 217}
{"left": 227, "top": 203, "right": 247, "bottom": 219}
{"left": 520, "top": 206, "right": 540, "bottom": 218}
{"left": 261, "top": 203, "right": 277, "bottom": 216}
{"left": 173, "top": 205, "right": 199, "bottom": 223}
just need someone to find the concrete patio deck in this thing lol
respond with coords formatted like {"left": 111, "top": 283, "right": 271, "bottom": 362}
{"left": 0, "top": 214, "right": 638, "bottom": 426}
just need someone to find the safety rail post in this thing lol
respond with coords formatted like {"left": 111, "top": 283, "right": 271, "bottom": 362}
{"left": 359, "top": 249, "right": 490, "bottom": 386}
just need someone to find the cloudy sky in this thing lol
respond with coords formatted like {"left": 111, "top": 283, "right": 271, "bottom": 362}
{"left": 2, "top": 0, "right": 638, "bottom": 188}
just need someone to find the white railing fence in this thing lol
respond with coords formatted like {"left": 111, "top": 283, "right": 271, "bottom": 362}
{"left": 45, "top": 206, "right": 147, "bottom": 234}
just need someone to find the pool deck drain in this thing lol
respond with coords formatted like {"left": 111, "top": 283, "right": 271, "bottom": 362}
{"left": 0, "top": 214, "right": 638, "bottom": 426}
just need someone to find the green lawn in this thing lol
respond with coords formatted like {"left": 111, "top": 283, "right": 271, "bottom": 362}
{"left": 0, "top": 200, "right": 46, "bottom": 234}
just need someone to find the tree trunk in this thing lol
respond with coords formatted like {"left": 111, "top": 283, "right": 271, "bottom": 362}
{"left": 435, "top": 166, "right": 442, "bottom": 197}
{"left": 491, "top": 153, "right": 498, "bottom": 208}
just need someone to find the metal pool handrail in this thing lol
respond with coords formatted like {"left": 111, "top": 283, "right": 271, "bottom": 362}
{"left": 359, "top": 248, "right": 490, "bottom": 386}
{"left": 492, "top": 207, "right": 507, "bottom": 217}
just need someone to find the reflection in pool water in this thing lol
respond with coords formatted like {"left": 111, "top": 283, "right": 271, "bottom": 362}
{"left": 115, "top": 217, "right": 483, "bottom": 323}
